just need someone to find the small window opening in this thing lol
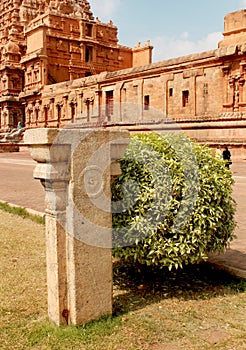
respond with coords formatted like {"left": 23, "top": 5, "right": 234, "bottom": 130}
{"left": 182, "top": 90, "right": 189, "bottom": 107}
{"left": 85, "top": 46, "right": 93, "bottom": 62}
{"left": 35, "top": 109, "right": 39, "bottom": 124}
{"left": 144, "top": 95, "right": 150, "bottom": 110}
{"left": 57, "top": 104, "right": 61, "bottom": 126}
{"left": 44, "top": 106, "right": 48, "bottom": 126}
{"left": 169, "top": 88, "right": 173, "bottom": 97}
{"left": 85, "top": 24, "right": 93, "bottom": 37}
{"left": 106, "top": 90, "right": 114, "bottom": 118}
{"left": 71, "top": 103, "right": 75, "bottom": 122}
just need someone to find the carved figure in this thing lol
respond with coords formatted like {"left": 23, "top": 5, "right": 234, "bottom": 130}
{"left": 0, "top": 127, "right": 25, "bottom": 143}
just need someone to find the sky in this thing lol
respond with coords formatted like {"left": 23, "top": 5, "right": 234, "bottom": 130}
{"left": 89, "top": 0, "right": 246, "bottom": 62}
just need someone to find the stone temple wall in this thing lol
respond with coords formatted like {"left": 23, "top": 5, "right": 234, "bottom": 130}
{"left": 24, "top": 43, "right": 246, "bottom": 159}
{"left": 1, "top": 4, "right": 246, "bottom": 158}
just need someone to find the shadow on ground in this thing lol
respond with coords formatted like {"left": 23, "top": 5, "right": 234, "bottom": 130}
{"left": 113, "top": 260, "right": 246, "bottom": 315}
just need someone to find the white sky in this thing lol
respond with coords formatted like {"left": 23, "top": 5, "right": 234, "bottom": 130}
{"left": 89, "top": 0, "right": 246, "bottom": 62}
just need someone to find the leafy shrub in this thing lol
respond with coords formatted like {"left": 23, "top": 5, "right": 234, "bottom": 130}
{"left": 111, "top": 132, "right": 236, "bottom": 270}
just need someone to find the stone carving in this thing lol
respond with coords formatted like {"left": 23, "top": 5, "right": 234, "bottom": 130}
{"left": 0, "top": 127, "right": 25, "bottom": 143}
{"left": 48, "top": 0, "right": 94, "bottom": 19}
{"left": 20, "top": 0, "right": 46, "bottom": 23}
{"left": 79, "top": 165, "right": 104, "bottom": 198}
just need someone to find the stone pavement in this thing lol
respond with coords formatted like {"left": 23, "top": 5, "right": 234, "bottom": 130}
{"left": 208, "top": 162, "right": 246, "bottom": 279}
{"left": 0, "top": 147, "right": 45, "bottom": 214}
{"left": 0, "top": 147, "right": 245, "bottom": 279}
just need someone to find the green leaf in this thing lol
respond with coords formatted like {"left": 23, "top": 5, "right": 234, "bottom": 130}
{"left": 112, "top": 132, "right": 236, "bottom": 270}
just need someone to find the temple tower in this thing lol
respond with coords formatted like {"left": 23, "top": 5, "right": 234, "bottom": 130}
{"left": 0, "top": 0, "right": 153, "bottom": 129}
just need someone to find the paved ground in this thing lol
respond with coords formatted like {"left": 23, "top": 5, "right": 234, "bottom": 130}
{"left": 0, "top": 148, "right": 45, "bottom": 213}
{"left": 208, "top": 162, "right": 246, "bottom": 278}
{"left": 0, "top": 147, "right": 245, "bottom": 278}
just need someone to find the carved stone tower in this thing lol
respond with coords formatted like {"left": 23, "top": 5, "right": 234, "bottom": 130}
{"left": 0, "top": 0, "right": 25, "bottom": 129}
{"left": 0, "top": 0, "right": 153, "bottom": 129}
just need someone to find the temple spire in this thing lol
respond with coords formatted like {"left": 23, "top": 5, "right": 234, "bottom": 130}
{"left": 19, "top": 0, "right": 94, "bottom": 24}
{"left": 48, "top": 0, "right": 94, "bottom": 20}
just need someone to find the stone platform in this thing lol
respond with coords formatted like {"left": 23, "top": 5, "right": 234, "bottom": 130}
{"left": 0, "top": 143, "right": 19, "bottom": 152}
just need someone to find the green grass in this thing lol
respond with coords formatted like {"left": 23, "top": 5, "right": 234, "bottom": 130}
{"left": 0, "top": 201, "right": 45, "bottom": 225}
{"left": 0, "top": 209, "right": 245, "bottom": 350}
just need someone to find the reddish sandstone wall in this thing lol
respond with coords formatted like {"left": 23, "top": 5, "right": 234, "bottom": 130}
{"left": 1, "top": 3, "right": 246, "bottom": 157}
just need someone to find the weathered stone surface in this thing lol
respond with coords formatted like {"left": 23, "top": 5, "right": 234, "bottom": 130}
{"left": 25, "top": 128, "right": 130, "bottom": 326}
{"left": 24, "top": 128, "right": 59, "bottom": 145}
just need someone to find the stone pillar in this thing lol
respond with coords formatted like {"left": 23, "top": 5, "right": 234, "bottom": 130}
{"left": 24, "top": 128, "right": 70, "bottom": 325}
{"left": 24, "top": 128, "right": 129, "bottom": 326}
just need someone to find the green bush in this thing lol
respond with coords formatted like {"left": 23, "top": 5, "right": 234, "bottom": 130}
{"left": 111, "top": 132, "right": 236, "bottom": 270}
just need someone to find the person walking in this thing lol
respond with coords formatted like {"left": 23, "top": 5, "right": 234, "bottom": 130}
{"left": 222, "top": 146, "right": 232, "bottom": 169}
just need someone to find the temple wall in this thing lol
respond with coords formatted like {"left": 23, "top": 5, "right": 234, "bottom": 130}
{"left": 24, "top": 47, "right": 245, "bottom": 160}
{"left": 35, "top": 49, "right": 245, "bottom": 126}
{"left": 1, "top": 4, "right": 246, "bottom": 159}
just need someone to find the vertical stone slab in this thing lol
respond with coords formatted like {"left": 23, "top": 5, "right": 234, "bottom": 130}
{"left": 65, "top": 129, "right": 128, "bottom": 325}
{"left": 24, "top": 127, "right": 129, "bottom": 326}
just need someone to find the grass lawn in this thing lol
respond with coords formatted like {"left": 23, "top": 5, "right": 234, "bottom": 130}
{"left": 0, "top": 209, "right": 245, "bottom": 350}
